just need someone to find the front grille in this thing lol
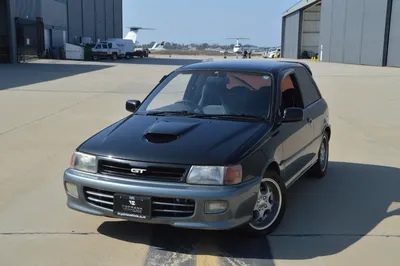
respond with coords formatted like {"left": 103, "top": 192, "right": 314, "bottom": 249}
{"left": 83, "top": 187, "right": 195, "bottom": 218}
{"left": 98, "top": 159, "right": 186, "bottom": 182}
{"left": 83, "top": 187, "right": 114, "bottom": 210}
{"left": 152, "top": 197, "right": 195, "bottom": 218}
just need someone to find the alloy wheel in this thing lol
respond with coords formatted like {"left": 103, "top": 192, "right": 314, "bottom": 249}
{"left": 249, "top": 178, "right": 282, "bottom": 231}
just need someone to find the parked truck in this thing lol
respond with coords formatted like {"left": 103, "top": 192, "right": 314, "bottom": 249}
{"left": 91, "top": 39, "right": 145, "bottom": 61}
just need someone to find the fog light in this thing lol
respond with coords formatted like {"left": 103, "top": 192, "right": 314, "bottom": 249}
{"left": 65, "top": 182, "right": 78, "bottom": 198}
{"left": 205, "top": 201, "right": 228, "bottom": 214}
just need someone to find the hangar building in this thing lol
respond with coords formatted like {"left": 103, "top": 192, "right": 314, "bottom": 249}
{"left": 0, "top": 0, "right": 122, "bottom": 64}
{"left": 281, "top": 0, "right": 400, "bottom": 67}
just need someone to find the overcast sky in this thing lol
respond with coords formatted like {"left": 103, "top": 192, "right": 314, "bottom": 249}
{"left": 123, "top": 0, "right": 299, "bottom": 46}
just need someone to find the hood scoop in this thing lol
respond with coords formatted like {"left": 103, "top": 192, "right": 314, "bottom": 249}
{"left": 144, "top": 132, "right": 179, "bottom": 143}
{"left": 143, "top": 120, "right": 200, "bottom": 144}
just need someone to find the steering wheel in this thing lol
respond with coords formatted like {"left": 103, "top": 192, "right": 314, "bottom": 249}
{"left": 174, "top": 100, "right": 203, "bottom": 114}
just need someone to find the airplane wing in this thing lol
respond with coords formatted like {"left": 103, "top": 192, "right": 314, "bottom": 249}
{"left": 219, "top": 49, "right": 235, "bottom": 54}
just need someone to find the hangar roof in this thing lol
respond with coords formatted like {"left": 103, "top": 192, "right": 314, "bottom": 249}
{"left": 282, "top": 0, "right": 321, "bottom": 17}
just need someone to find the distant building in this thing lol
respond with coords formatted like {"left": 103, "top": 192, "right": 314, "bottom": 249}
{"left": 0, "top": 0, "right": 123, "bottom": 64}
{"left": 281, "top": 0, "right": 400, "bottom": 67}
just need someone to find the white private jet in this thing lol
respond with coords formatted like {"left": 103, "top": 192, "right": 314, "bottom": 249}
{"left": 124, "top": 26, "right": 155, "bottom": 44}
{"left": 221, "top": 37, "right": 250, "bottom": 58}
{"left": 124, "top": 27, "right": 168, "bottom": 54}
{"left": 148, "top": 41, "right": 166, "bottom": 52}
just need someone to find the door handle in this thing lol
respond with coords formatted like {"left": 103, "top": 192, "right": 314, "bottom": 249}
{"left": 307, "top": 116, "right": 313, "bottom": 124}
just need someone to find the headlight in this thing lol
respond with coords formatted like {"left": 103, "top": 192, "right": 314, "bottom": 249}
{"left": 70, "top": 151, "right": 97, "bottom": 173}
{"left": 187, "top": 165, "right": 242, "bottom": 185}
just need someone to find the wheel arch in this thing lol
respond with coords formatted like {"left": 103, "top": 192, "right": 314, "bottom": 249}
{"left": 324, "top": 125, "right": 331, "bottom": 141}
{"left": 261, "top": 159, "right": 282, "bottom": 178}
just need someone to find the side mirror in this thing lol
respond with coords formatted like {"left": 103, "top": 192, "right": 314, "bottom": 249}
{"left": 126, "top": 100, "right": 141, "bottom": 112}
{"left": 282, "top": 107, "right": 304, "bottom": 123}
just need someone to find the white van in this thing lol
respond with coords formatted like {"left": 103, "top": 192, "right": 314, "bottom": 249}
{"left": 91, "top": 39, "right": 135, "bottom": 60}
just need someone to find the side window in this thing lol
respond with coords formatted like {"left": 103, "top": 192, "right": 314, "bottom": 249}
{"left": 108, "top": 43, "right": 112, "bottom": 48}
{"left": 101, "top": 44, "right": 108, "bottom": 49}
{"left": 280, "top": 73, "right": 305, "bottom": 114}
{"left": 294, "top": 67, "right": 321, "bottom": 107}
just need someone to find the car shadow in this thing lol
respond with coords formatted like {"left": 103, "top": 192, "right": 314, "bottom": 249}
{"left": 99, "top": 57, "right": 203, "bottom": 66}
{"left": 0, "top": 62, "right": 113, "bottom": 91}
{"left": 269, "top": 161, "right": 400, "bottom": 259}
{"left": 97, "top": 162, "right": 400, "bottom": 262}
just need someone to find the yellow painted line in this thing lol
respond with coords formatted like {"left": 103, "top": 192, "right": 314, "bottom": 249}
{"left": 196, "top": 254, "right": 218, "bottom": 266}
{"left": 196, "top": 237, "right": 219, "bottom": 266}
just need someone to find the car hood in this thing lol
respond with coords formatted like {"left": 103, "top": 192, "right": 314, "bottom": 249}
{"left": 78, "top": 115, "right": 272, "bottom": 165}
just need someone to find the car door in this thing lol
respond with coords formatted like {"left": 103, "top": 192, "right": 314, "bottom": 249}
{"left": 101, "top": 43, "right": 109, "bottom": 56}
{"left": 293, "top": 66, "right": 325, "bottom": 158}
{"left": 92, "top": 44, "right": 102, "bottom": 55}
{"left": 277, "top": 69, "right": 315, "bottom": 185}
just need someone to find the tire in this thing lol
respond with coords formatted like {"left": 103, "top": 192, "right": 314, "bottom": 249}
{"left": 308, "top": 131, "right": 329, "bottom": 178}
{"left": 112, "top": 53, "right": 118, "bottom": 60}
{"left": 125, "top": 54, "right": 131, "bottom": 59}
{"left": 92, "top": 55, "right": 98, "bottom": 61}
{"left": 242, "top": 170, "right": 287, "bottom": 236}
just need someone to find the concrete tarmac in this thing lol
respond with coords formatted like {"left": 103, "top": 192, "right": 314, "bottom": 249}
{"left": 0, "top": 56, "right": 399, "bottom": 266}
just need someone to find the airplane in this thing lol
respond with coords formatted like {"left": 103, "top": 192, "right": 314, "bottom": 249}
{"left": 221, "top": 37, "right": 250, "bottom": 58}
{"left": 124, "top": 26, "right": 169, "bottom": 54}
{"left": 148, "top": 41, "right": 166, "bottom": 52}
{"left": 124, "top": 26, "right": 155, "bottom": 44}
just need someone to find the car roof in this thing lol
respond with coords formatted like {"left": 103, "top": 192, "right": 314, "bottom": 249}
{"left": 178, "top": 60, "right": 309, "bottom": 74}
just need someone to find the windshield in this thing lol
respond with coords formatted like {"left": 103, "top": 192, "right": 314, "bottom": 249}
{"left": 137, "top": 70, "right": 274, "bottom": 121}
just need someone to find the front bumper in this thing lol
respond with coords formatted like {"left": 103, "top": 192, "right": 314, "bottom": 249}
{"left": 63, "top": 168, "right": 260, "bottom": 230}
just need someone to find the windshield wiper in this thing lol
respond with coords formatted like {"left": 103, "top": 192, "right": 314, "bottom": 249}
{"left": 192, "top": 114, "right": 267, "bottom": 121}
{"left": 145, "top": 110, "right": 195, "bottom": 116}
{"left": 144, "top": 111, "right": 267, "bottom": 121}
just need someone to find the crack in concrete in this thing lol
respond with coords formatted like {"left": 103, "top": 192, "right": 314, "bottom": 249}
{"left": 0, "top": 232, "right": 99, "bottom": 235}
{"left": 269, "top": 233, "right": 400, "bottom": 238}
{"left": 2, "top": 232, "right": 399, "bottom": 238}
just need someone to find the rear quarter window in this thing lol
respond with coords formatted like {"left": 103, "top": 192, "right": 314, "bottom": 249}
{"left": 294, "top": 67, "right": 321, "bottom": 107}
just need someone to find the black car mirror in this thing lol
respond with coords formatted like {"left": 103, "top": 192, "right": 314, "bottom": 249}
{"left": 126, "top": 100, "right": 141, "bottom": 112}
{"left": 282, "top": 107, "right": 304, "bottom": 123}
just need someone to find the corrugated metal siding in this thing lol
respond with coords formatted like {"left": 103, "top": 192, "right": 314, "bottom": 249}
{"left": 40, "top": 0, "right": 67, "bottom": 28}
{"left": 95, "top": 0, "right": 106, "bottom": 40}
{"left": 387, "top": 0, "right": 400, "bottom": 67}
{"left": 319, "top": 0, "right": 332, "bottom": 62}
{"left": 329, "top": 0, "right": 346, "bottom": 63}
{"left": 113, "top": 0, "right": 123, "bottom": 38}
{"left": 360, "top": 0, "right": 388, "bottom": 66}
{"left": 82, "top": 0, "right": 95, "bottom": 41}
{"left": 105, "top": 0, "right": 114, "bottom": 39}
{"left": 13, "top": 0, "right": 40, "bottom": 20}
{"left": 67, "top": 0, "right": 83, "bottom": 42}
{"left": 343, "top": 0, "right": 364, "bottom": 64}
{"left": 67, "top": 0, "right": 121, "bottom": 42}
{"left": 319, "top": 0, "right": 388, "bottom": 66}
{"left": 283, "top": 11, "right": 300, "bottom": 58}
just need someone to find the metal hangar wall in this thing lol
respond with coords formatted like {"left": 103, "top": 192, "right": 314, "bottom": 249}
{"left": 282, "top": 0, "right": 400, "bottom": 67}
{"left": 0, "top": 0, "right": 123, "bottom": 64}
{"left": 67, "top": 0, "right": 123, "bottom": 44}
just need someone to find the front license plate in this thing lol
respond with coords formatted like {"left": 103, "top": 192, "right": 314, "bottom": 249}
{"left": 113, "top": 194, "right": 151, "bottom": 220}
